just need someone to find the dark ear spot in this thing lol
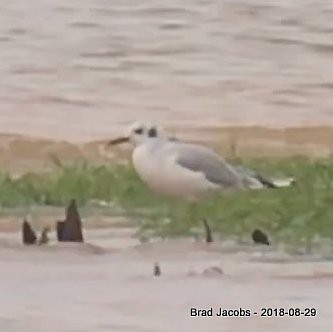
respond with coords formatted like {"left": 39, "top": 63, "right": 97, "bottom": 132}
{"left": 134, "top": 128, "right": 143, "bottom": 135}
{"left": 148, "top": 127, "right": 158, "bottom": 137}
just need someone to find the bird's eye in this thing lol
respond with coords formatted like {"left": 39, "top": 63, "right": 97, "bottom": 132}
{"left": 148, "top": 127, "right": 157, "bottom": 137}
{"left": 134, "top": 128, "right": 143, "bottom": 135}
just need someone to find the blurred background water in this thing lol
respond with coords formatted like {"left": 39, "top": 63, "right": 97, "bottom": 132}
{"left": 0, "top": 0, "right": 333, "bottom": 140}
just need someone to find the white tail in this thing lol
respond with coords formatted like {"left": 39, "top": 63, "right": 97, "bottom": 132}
{"left": 270, "top": 177, "right": 295, "bottom": 188}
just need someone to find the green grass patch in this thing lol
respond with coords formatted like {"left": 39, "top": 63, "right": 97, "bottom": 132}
{"left": 1, "top": 156, "right": 333, "bottom": 251}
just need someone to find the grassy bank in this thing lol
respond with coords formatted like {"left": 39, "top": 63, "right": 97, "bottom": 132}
{"left": 1, "top": 156, "right": 333, "bottom": 251}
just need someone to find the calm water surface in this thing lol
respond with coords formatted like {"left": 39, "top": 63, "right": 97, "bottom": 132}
{"left": 0, "top": 0, "right": 333, "bottom": 140}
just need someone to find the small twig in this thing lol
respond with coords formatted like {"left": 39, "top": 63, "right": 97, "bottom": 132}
{"left": 153, "top": 262, "right": 161, "bottom": 277}
{"left": 38, "top": 226, "right": 50, "bottom": 246}
{"left": 229, "top": 134, "right": 238, "bottom": 161}
{"left": 48, "top": 153, "right": 65, "bottom": 170}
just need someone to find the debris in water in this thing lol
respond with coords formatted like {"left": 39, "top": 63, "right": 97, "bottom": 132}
{"left": 38, "top": 226, "right": 50, "bottom": 245}
{"left": 202, "top": 218, "right": 213, "bottom": 243}
{"left": 154, "top": 262, "right": 161, "bottom": 277}
{"left": 252, "top": 229, "right": 270, "bottom": 245}
{"left": 202, "top": 266, "right": 224, "bottom": 277}
{"left": 57, "top": 199, "right": 84, "bottom": 242}
{"left": 188, "top": 266, "right": 224, "bottom": 277}
{"left": 22, "top": 220, "right": 37, "bottom": 245}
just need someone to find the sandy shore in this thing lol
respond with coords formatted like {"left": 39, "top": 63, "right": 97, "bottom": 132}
{"left": 0, "top": 125, "right": 332, "bottom": 174}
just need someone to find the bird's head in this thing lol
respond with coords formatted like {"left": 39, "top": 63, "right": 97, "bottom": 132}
{"left": 106, "top": 122, "right": 160, "bottom": 147}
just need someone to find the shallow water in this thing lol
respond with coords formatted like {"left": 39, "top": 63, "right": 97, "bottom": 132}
{"left": 1, "top": 0, "right": 333, "bottom": 140}
{"left": 0, "top": 229, "right": 332, "bottom": 332}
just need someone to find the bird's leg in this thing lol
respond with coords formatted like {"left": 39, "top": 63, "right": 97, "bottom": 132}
{"left": 202, "top": 218, "right": 213, "bottom": 243}
{"left": 186, "top": 203, "right": 213, "bottom": 243}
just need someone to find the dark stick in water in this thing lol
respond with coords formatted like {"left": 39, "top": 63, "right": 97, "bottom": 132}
{"left": 22, "top": 220, "right": 37, "bottom": 245}
{"left": 154, "top": 262, "right": 161, "bottom": 277}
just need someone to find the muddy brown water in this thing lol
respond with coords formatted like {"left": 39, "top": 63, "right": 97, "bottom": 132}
{"left": 1, "top": 0, "right": 333, "bottom": 142}
{"left": 1, "top": 0, "right": 333, "bottom": 171}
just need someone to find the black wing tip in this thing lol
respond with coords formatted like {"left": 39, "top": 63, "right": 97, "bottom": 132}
{"left": 254, "top": 174, "right": 277, "bottom": 188}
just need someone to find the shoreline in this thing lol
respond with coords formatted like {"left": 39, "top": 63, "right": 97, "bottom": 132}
{"left": 2, "top": 124, "right": 333, "bottom": 144}
{"left": 0, "top": 125, "right": 332, "bottom": 174}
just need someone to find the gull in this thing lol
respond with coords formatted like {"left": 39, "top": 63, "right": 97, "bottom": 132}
{"left": 107, "top": 122, "right": 294, "bottom": 202}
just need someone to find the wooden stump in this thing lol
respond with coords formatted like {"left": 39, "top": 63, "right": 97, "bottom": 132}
{"left": 22, "top": 220, "right": 37, "bottom": 245}
{"left": 57, "top": 199, "right": 84, "bottom": 242}
{"left": 56, "top": 221, "right": 65, "bottom": 242}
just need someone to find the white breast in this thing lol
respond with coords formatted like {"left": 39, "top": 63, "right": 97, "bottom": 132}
{"left": 132, "top": 143, "right": 220, "bottom": 202}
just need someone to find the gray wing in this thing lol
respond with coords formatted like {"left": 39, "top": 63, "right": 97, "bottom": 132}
{"left": 172, "top": 143, "right": 244, "bottom": 189}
